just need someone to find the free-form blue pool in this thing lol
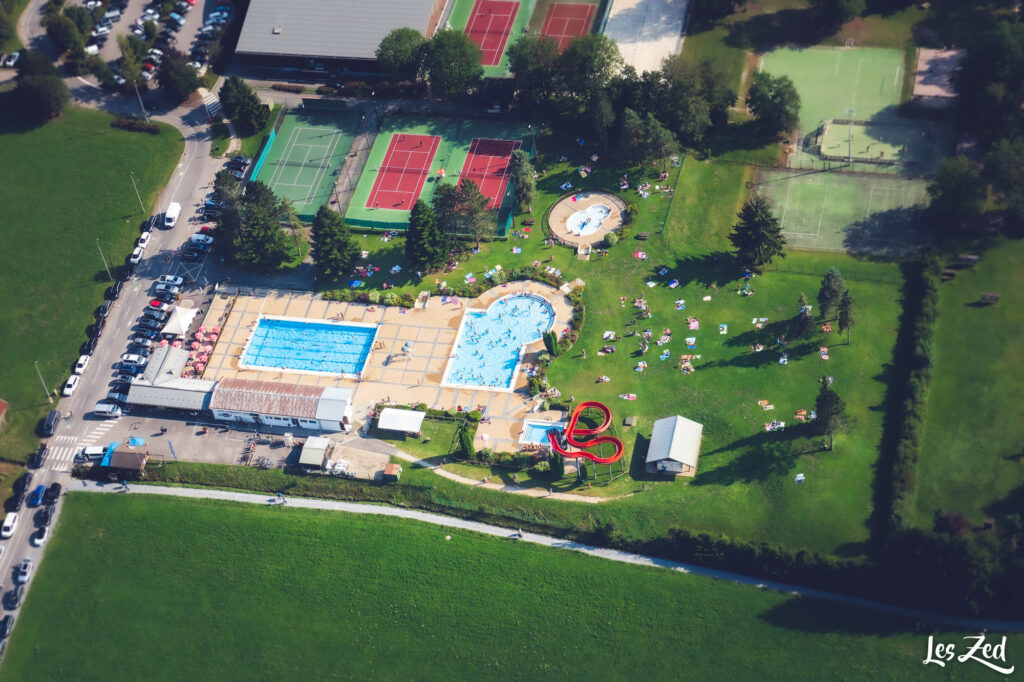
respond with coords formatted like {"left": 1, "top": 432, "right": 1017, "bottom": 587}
{"left": 240, "top": 317, "right": 378, "bottom": 376}
{"left": 443, "top": 294, "right": 555, "bottom": 389}
{"left": 520, "top": 419, "right": 566, "bottom": 445}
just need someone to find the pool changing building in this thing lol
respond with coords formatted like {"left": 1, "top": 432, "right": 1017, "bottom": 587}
{"left": 124, "top": 348, "right": 354, "bottom": 432}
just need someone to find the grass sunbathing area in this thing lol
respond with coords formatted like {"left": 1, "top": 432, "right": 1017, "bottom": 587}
{"left": 0, "top": 105, "right": 183, "bottom": 464}
{"left": 345, "top": 135, "right": 904, "bottom": 555}
{"left": 909, "top": 238, "right": 1024, "bottom": 528}
{"left": 3, "top": 493, "right": 1004, "bottom": 681}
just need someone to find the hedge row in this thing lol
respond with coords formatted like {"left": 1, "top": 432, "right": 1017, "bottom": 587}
{"left": 271, "top": 83, "right": 305, "bottom": 93}
{"left": 321, "top": 289, "right": 417, "bottom": 307}
{"left": 322, "top": 265, "right": 564, "bottom": 303}
{"left": 112, "top": 118, "right": 161, "bottom": 135}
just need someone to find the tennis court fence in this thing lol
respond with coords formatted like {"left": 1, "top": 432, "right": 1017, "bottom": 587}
{"left": 249, "top": 106, "right": 289, "bottom": 182}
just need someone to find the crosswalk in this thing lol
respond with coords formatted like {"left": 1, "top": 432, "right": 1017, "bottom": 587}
{"left": 46, "top": 421, "right": 120, "bottom": 471}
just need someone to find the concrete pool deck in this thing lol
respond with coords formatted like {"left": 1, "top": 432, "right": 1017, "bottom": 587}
{"left": 199, "top": 282, "right": 574, "bottom": 452}
{"left": 548, "top": 191, "right": 627, "bottom": 249}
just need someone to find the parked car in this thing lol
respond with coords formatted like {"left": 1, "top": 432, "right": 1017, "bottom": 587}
{"left": 129, "top": 246, "right": 145, "bottom": 264}
{"left": 106, "top": 279, "right": 124, "bottom": 300}
{"left": 39, "top": 504, "right": 54, "bottom": 527}
{"left": 27, "top": 485, "right": 45, "bottom": 508}
{"left": 75, "top": 446, "right": 107, "bottom": 463}
{"left": 62, "top": 375, "right": 80, "bottom": 397}
{"left": 106, "top": 391, "right": 129, "bottom": 405}
{"left": 74, "top": 354, "right": 90, "bottom": 374}
{"left": 97, "top": 301, "right": 112, "bottom": 319}
{"left": 7, "top": 584, "right": 23, "bottom": 609}
{"left": 154, "top": 291, "right": 177, "bottom": 304}
{"left": 143, "top": 309, "right": 168, "bottom": 322}
{"left": 0, "top": 615, "right": 14, "bottom": 639}
{"left": 3, "top": 52, "right": 20, "bottom": 68}
{"left": 16, "top": 559, "right": 32, "bottom": 584}
{"left": 93, "top": 402, "right": 123, "bottom": 418}
{"left": 131, "top": 336, "right": 154, "bottom": 348}
{"left": 30, "top": 442, "right": 47, "bottom": 469}
{"left": 91, "top": 24, "right": 111, "bottom": 37}
{"left": 130, "top": 25, "right": 146, "bottom": 38}
{"left": 31, "top": 527, "right": 48, "bottom": 547}
{"left": 41, "top": 410, "right": 60, "bottom": 437}
{"left": 137, "top": 318, "right": 162, "bottom": 330}
{"left": 147, "top": 301, "right": 171, "bottom": 313}
{"left": 158, "top": 274, "right": 184, "bottom": 286}
{"left": 190, "top": 233, "right": 214, "bottom": 246}
{"left": 138, "top": 232, "right": 152, "bottom": 250}
{"left": 81, "top": 336, "right": 98, "bottom": 355}
{"left": 154, "top": 283, "right": 180, "bottom": 295}
{"left": 120, "top": 353, "right": 147, "bottom": 366}
{"left": 43, "top": 483, "right": 62, "bottom": 506}
{"left": 1, "top": 513, "right": 17, "bottom": 539}
{"left": 143, "top": 7, "right": 159, "bottom": 20}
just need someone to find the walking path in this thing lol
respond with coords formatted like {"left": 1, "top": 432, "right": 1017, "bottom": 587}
{"left": 77, "top": 480, "right": 1024, "bottom": 632}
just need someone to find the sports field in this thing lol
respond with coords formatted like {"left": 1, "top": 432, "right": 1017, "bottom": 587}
{"left": 346, "top": 116, "right": 530, "bottom": 231}
{"left": 3, "top": 493, "right": 1002, "bottom": 681}
{"left": 251, "top": 108, "right": 360, "bottom": 220}
{"left": 758, "top": 170, "right": 928, "bottom": 254}
{"left": 448, "top": 0, "right": 537, "bottom": 75}
{"left": 538, "top": 1, "right": 596, "bottom": 50}
{"left": 818, "top": 118, "right": 947, "bottom": 172}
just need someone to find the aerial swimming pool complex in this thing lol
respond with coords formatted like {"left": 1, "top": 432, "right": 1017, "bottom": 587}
{"left": 239, "top": 317, "right": 379, "bottom": 377}
{"left": 443, "top": 294, "right": 555, "bottom": 390}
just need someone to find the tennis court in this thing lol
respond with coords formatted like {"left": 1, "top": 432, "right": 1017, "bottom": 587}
{"left": 448, "top": 0, "right": 536, "bottom": 75}
{"left": 345, "top": 117, "right": 531, "bottom": 232}
{"left": 459, "top": 138, "right": 521, "bottom": 209}
{"left": 758, "top": 170, "right": 928, "bottom": 255}
{"left": 365, "top": 134, "right": 441, "bottom": 210}
{"left": 540, "top": 2, "right": 596, "bottom": 51}
{"left": 252, "top": 109, "right": 359, "bottom": 220}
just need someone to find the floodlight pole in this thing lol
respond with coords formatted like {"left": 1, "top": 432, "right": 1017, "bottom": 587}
{"left": 134, "top": 82, "right": 150, "bottom": 123}
{"left": 34, "top": 360, "right": 53, "bottom": 404}
{"left": 96, "top": 238, "right": 113, "bottom": 281}
{"left": 129, "top": 170, "right": 145, "bottom": 214}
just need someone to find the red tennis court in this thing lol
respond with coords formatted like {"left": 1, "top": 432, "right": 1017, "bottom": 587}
{"left": 458, "top": 138, "right": 522, "bottom": 209}
{"left": 365, "top": 134, "right": 440, "bottom": 210}
{"left": 464, "top": 0, "right": 520, "bottom": 66}
{"left": 540, "top": 2, "right": 595, "bottom": 52}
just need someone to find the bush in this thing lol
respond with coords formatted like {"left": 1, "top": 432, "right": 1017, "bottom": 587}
{"left": 625, "top": 203, "right": 639, "bottom": 223}
{"left": 604, "top": 232, "right": 618, "bottom": 247}
{"left": 543, "top": 330, "right": 559, "bottom": 356}
{"left": 112, "top": 118, "right": 161, "bottom": 134}
{"left": 271, "top": 83, "right": 305, "bottom": 93}
{"left": 316, "top": 85, "right": 337, "bottom": 95}
{"left": 459, "top": 425, "right": 475, "bottom": 459}
{"left": 367, "top": 290, "right": 381, "bottom": 303}
{"left": 466, "top": 410, "right": 482, "bottom": 422}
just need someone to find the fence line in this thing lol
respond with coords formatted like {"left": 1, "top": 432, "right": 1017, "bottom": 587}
{"left": 763, "top": 262, "right": 901, "bottom": 283}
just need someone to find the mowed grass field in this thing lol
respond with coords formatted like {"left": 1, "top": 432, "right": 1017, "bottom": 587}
{"left": 0, "top": 106, "right": 183, "bottom": 463}
{"left": 2, "top": 493, "right": 1008, "bottom": 681}
{"left": 910, "top": 239, "right": 1024, "bottom": 527}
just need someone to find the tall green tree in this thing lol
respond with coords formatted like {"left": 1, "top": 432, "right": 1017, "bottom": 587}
{"left": 158, "top": 52, "right": 201, "bottom": 104}
{"left": 218, "top": 75, "right": 250, "bottom": 118}
{"left": 814, "top": 376, "right": 847, "bottom": 448}
{"left": 728, "top": 196, "right": 786, "bottom": 269}
{"left": 232, "top": 90, "right": 270, "bottom": 137}
{"left": 507, "top": 35, "right": 560, "bottom": 109}
{"left": 985, "top": 137, "right": 1024, "bottom": 224}
{"left": 46, "top": 14, "right": 82, "bottom": 53}
{"left": 658, "top": 55, "right": 712, "bottom": 146}
{"left": 810, "top": 0, "right": 865, "bottom": 28}
{"left": 817, "top": 268, "right": 845, "bottom": 319}
{"left": 698, "top": 58, "right": 736, "bottom": 128}
{"left": 457, "top": 179, "right": 493, "bottom": 247}
{"left": 620, "top": 107, "right": 645, "bottom": 163}
{"left": 432, "top": 182, "right": 460, "bottom": 238}
{"left": 424, "top": 30, "right": 483, "bottom": 100}
{"left": 0, "top": 8, "right": 14, "bottom": 45}
{"left": 507, "top": 149, "right": 535, "bottom": 214}
{"left": 747, "top": 71, "right": 801, "bottom": 136}
{"left": 837, "top": 288, "right": 855, "bottom": 344}
{"left": 310, "top": 206, "right": 358, "bottom": 282}
{"left": 376, "top": 27, "right": 426, "bottom": 81}
{"left": 406, "top": 200, "right": 447, "bottom": 271}
{"left": 213, "top": 169, "right": 244, "bottom": 205}
{"left": 555, "top": 34, "right": 622, "bottom": 103}
{"left": 641, "top": 112, "right": 679, "bottom": 167}
{"left": 16, "top": 52, "right": 69, "bottom": 120}
{"left": 62, "top": 6, "right": 94, "bottom": 35}
{"left": 926, "top": 156, "right": 985, "bottom": 231}
{"left": 235, "top": 206, "right": 290, "bottom": 268}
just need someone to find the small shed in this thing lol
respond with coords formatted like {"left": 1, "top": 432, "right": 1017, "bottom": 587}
{"left": 105, "top": 451, "right": 149, "bottom": 479}
{"left": 383, "top": 463, "right": 403, "bottom": 482}
{"left": 646, "top": 415, "right": 703, "bottom": 477}
{"left": 299, "top": 436, "right": 331, "bottom": 469}
{"left": 377, "top": 408, "right": 426, "bottom": 434}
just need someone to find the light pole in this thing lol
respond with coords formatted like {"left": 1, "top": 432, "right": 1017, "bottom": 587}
{"left": 129, "top": 170, "right": 145, "bottom": 214}
{"left": 96, "top": 238, "right": 113, "bottom": 281}
{"left": 34, "top": 361, "right": 53, "bottom": 404}
{"left": 133, "top": 81, "right": 150, "bottom": 123}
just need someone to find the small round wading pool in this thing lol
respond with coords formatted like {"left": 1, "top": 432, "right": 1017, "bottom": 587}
{"left": 566, "top": 203, "right": 612, "bottom": 236}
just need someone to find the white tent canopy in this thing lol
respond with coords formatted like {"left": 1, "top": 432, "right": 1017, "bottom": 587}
{"left": 163, "top": 306, "right": 200, "bottom": 337}
{"left": 646, "top": 415, "right": 703, "bottom": 475}
{"left": 377, "top": 408, "right": 426, "bottom": 433}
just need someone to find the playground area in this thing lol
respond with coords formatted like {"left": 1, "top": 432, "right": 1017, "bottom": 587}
{"left": 250, "top": 108, "right": 360, "bottom": 220}
{"left": 758, "top": 169, "right": 928, "bottom": 254}
{"left": 345, "top": 117, "right": 531, "bottom": 232}
{"left": 448, "top": 0, "right": 536, "bottom": 75}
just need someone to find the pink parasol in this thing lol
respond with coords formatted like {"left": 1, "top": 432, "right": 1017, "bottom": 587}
{"left": 194, "top": 332, "right": 204, "bottom": 340}
{"left": 194, "top": 362, "right": 205, "bottom": 371}
{"left": 189, "top": 351, "right": 197, "bottom": 359}
{"left": 199, "top": 326, "right": 208, "bottom": 333}
{"left": 209, "top": 333, "right": 219, "bottom": 342}
{"left": 159, "top": 339, "right": 168, "bottom": 347}
{"left": 172, "top": 340, "right": 182, "bottom": 348}
{"left": 191, "top": 341, "right": 200, "bottom": 349}
{"left": 198, "top": 353, "right": 209, "bottom": 362}
{"left": 211, "top": 326, "right": 221, "bottom": 333}
{"left": 203, "top": 344, "right": 214, "bottom": 352}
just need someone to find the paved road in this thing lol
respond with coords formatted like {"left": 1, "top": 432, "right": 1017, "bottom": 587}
{"left": 72, "top": 481, "right": 1024, "bottom": 633}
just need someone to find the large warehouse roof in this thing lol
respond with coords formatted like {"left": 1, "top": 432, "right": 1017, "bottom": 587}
{"left": 210, "top": 378, "right": 324, "bottom": 418}
{"left": 236, "top": 0, "right": 439, "bottom": 61}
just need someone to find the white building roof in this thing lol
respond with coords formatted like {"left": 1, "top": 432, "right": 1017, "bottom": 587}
{"left": 647, "top": 415, "right": 703, "bottom": 468}
{"left": 299, "top": 436, "right": 331, "bottom": 466}
{"left": 315, "top": 387, "right": 354, "bottom": 422}
{"left": 163, "top": 306, "right": 200, "bottom": 338}
{"left": 377, "top": 408, "right": 426, "bottom": 433}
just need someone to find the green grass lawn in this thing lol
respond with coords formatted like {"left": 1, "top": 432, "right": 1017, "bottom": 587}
{"left": 909, "top": 238, "right": 1024, "bottom": 528}
{"left": 3, "top": 493, "right": 1008, "bottom": 681}
{"left": 210, "top": 105, "right": 281, "bottom": 158}
{"left": 0, "top": 0, "right": 30, "bottom": 53}
{"left": 0, "top": 106, "right": 183, "bottom": 463}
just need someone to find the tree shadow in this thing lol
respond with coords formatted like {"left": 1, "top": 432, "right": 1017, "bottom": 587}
{"left": 627, "top": 433, "right": 674, "bottom": 482}
{"left": 724, "top": 8, "right": 830, "bottom": 51}
{"left": 843, "top": 207, "right": 927, "bottom": 260}
{"left": 664, "top": 251, "right": 739, "bottom": 290}
{"left": 703, "top": 120, "right": 776, "bottom": 158}
{"left": 692, "top": 427, "right": 817, "bottom": 486}
{"left": 983, "top": 483, "right": 1024, "bottom": 522}
{"left": 757, "top": 597, "right": 928, "bottom": 635}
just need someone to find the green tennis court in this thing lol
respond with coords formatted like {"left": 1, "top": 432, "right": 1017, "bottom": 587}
{"left": 345, "top": 116, "right": 531, "bottom": 232}
{"left": 447, "top": 0, "right": 538, "bottom": 77}
{"left": 758, "top": 170, "right": 928, "bottom": 256}
{"left": 255, "top": 109, "right": 360, "bottom": 220}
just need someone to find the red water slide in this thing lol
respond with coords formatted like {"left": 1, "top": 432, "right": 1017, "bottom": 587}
{"left": 547, "top": 400, "right": 624, "bottom": 464}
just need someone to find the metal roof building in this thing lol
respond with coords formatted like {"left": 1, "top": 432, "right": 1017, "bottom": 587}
{"left": 645, "top": 415, "right": 703, "bottom": 477}
{"left": 236, "top": 0, "right": 448, "bottom": 63}
{"left": 299, "top": 436, "right": 332, "bottom": 468}
{"left": 127, "top": 347, "right": 215, "bottom": 411}
{"left": 210, "top": 379, "right": 354, "bottom": 432}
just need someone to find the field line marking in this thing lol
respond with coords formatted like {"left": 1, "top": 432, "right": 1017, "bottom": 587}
{"left": 369, "top": 134, "right": 400, "bottom": 207}
{"left": 816, "top": 183, "right": 829, "bottom": 238}
{"left": 268, "top": 125, "right": 301, "bottom": 191}
{"left": 779, "top": 180, "right": 794, "bottom": 228}
{"left": 305, "top": 129, "right": 342, "bottom": 205}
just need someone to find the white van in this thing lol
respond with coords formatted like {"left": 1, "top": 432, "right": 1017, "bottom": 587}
{"left": 102, "top": 8, "right": 121, "bottom": 22}
{"left": 93, "top": 402, "right": 123, "bottom": 418}
{"left": 1, "top": 513, "right": 17, "bottom": 539}
{"left": 164, "top": 202, "right": 181, "bottom": 227}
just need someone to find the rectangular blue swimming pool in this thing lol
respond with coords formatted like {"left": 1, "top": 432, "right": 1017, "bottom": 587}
{"left": 240, "top": 317, "right": 377, "bottom": 376}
